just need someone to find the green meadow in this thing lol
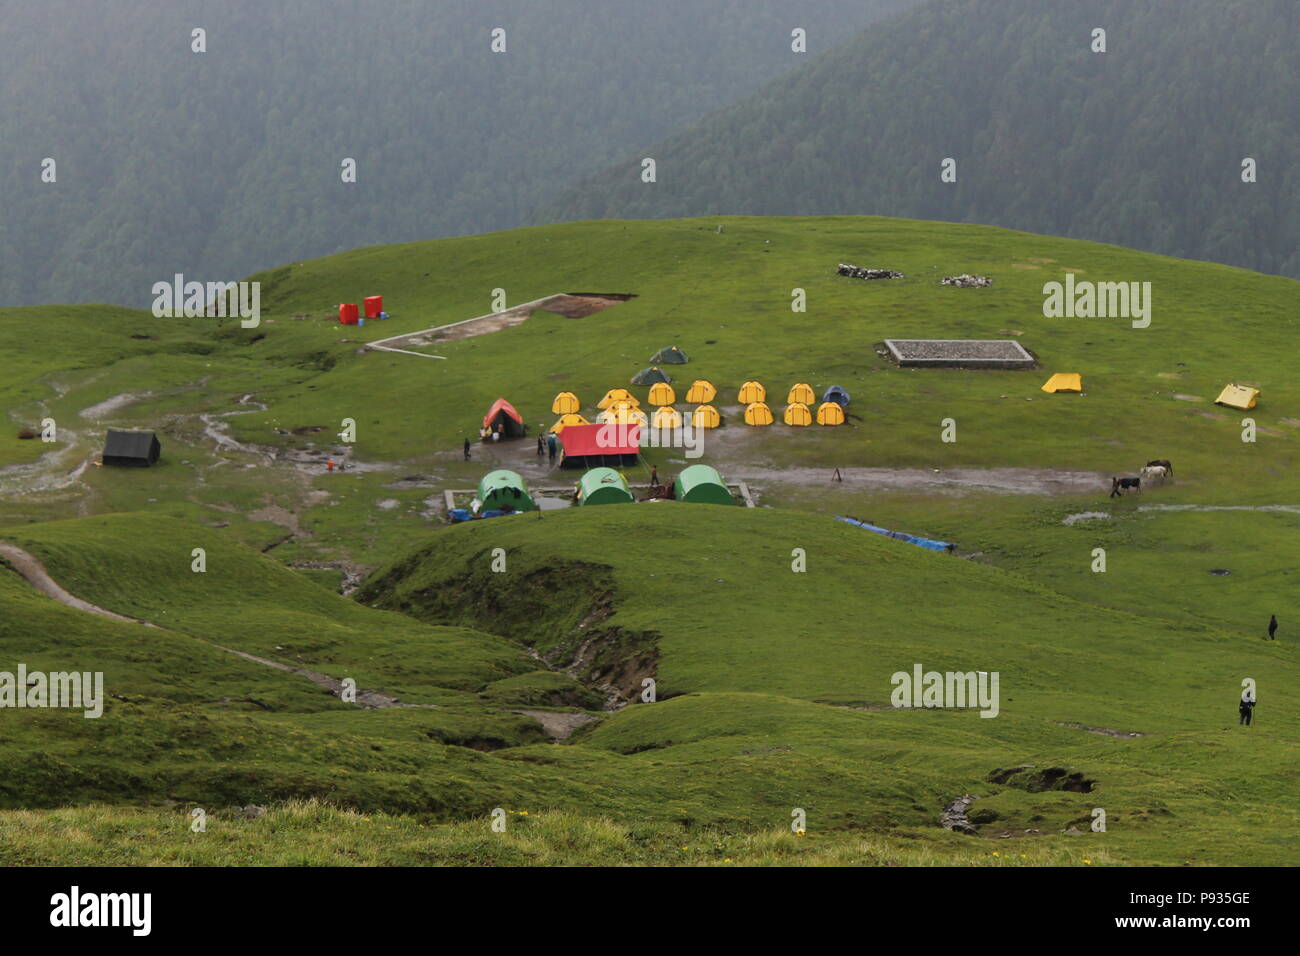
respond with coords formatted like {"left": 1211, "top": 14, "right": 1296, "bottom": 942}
{"left": 0, "top": 216, "right": 1296, "bottom": 865}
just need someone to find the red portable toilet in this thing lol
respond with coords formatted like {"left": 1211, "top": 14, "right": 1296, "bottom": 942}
{"left": 363, "top": 295, "right": 383, "bottom": 319}
{"left": 338, "top": 303, "right": 359, "bottom": 325}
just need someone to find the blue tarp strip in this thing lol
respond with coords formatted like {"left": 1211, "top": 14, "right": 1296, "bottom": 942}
{"left": 836, "top": 516, "right": 951, "bottom": 553}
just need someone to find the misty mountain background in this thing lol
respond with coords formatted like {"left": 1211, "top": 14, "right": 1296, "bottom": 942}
{"left": 539, "top": 0, "right": 1300, "bottom": 280}
{"left": 0, "top": 0, "right": 915, "bottom": 307}
{"left": 2, "top": 0, "right": 1295, "bottom": 309}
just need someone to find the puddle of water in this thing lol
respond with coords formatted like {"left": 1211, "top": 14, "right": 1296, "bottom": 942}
{"left": 1062, "top": 511, "right": 1111, "bottom": 526}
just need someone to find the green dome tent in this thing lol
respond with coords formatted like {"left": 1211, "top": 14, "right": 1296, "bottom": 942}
{"left": 650, "top": 346, "right": 689, "bottom": 365}
{"left": 577, "top": 467, "right": 634, "bottom": 506}
{"left": 476, "top": 469, "right": 536, "bottom": 512}
{"left": 631, "top": 366, "right": 672, "bottom": 386}
{"left": 674, "top": 464, "right": 734, "bottom": 505}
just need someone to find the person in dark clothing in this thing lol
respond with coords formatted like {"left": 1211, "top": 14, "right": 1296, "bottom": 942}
{"left": 1239, "top": 695, "right": 1255, "bottom": 726}
{"left": 463, "top": 438, "right": 471, "bottom": 461}
{"left": 650, "top": 465, "right": 659, "bottom": 488}
{"left": 537, "top": 436, "right": 545, "bottom": 456}
{"left": 547, "top": 433, "right": 557, "bottom": 461}
{"left": 1268, "top": 614, "right": 1278, "bottom": 640}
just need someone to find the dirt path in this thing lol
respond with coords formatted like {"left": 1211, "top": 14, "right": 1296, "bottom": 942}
{"left": 366, "top": 292, "right": 632, "bottom": 357}
{"left": 0, "top": 541, "right": 406, "bottom": 709}
{"left": 739, "top": 465, "right": 1112, "bottom": 496}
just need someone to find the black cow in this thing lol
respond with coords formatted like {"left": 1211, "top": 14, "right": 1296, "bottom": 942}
{"left": 1110, "top": 476, "right": 1141, "bottom": 498}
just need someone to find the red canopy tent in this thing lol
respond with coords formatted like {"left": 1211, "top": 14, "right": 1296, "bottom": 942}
{"left": 558, "top": 423, "right": 640, "bottom": 469}
{"left": 482, "top": 398, "right": 526, "bottom": 439}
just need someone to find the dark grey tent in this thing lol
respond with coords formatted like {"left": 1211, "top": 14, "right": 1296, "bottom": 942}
{"left": 649, "top": 346, "right": 689, "bottom": 364}
{"left": 631, "top": 366, "right": 672, "bottom": 386}
{"left": 822, "top": 385, "right": 850, "bottom": 407}
{"left": 103, "top": 429, "right": 161, "bottom": 467}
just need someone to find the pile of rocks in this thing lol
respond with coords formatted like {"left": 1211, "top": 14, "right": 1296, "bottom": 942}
{"left": 837, "top": 263, "right": 904, "bottom": 280}
{"left": 941, "top": 273, "right": 993, "bottom": 288}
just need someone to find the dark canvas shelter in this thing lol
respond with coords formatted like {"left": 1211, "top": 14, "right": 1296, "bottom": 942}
{"left": 559, "top": 423, "right": 640, "bottom": 469}
{"left": 650, "top": 346, "right": 689, "bottom": 364}
{"left": 103, "top": 429, "right": 161, "bottom": 467}
{"left": 822, "top": 385, "right": 850, "bottom": 407}
{"left": 482, "top": 398, "right": 526, "bottom": 438}
{"left": 631, "top": 366, "right": 672, "bottom": 386}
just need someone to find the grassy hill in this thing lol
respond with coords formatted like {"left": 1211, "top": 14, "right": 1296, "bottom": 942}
{"left": 1, "top": 214, "right": 1297, "bottom": 865}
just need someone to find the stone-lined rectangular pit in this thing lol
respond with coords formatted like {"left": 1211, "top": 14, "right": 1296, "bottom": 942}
{"left": 884, "top": 339, "right": 1035, "bottom": 369}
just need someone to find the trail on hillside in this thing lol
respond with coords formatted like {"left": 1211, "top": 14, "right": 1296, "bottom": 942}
{"left": 0, "top": 541, "right": 407, "bottom": 709}
{"left": 365, "top": 293, "right": 631, "bottom": 358}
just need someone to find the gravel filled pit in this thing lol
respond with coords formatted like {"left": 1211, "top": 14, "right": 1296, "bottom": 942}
{"left": 884, "top": 339, "right": 1035, "bottom": 369}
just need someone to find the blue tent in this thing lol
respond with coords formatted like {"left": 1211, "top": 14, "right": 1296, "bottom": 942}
{"left": 823, "top": 385, "right": 850, "bottom": 407}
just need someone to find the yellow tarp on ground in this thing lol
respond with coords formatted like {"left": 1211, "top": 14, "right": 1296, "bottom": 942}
{"left": 783, "top": 402, "right": 812, "bottom": 426}
{"left": 597, "top": 388, "right": 639, "bottom": 409}
{"left": 549, "top": 413, "right": 589, "bottom": 433}
{"left": 738, "top": 381, "right": 766, "bottom": 404}
{"left": 647, "top": 382, "right": 675, "bottom": 406}
{"left": 692, "top": 404, "right": 721, "bottom": 428}
{"left": 787, "top": 383, "right": 816, "bottom": 405}
{"left": 685, "top": 380, "right": 716, "bottom": 403}
{"left": 816, "top": 402, "right": 845, "bottom": 425}
{"left": 744, "top": 402, "right": 774, "bottom": 426}
{"left": 1041, "top": 373, "right": 1083, "bottom": 393}
{"left": 1215, "top": 384, "right": 1259, "bottom": 410}
{"left": 551, "top": 391, "right": 581, "bottom": 414}
{"left": 652, "top": 406, "right": 682, "bottom": 429}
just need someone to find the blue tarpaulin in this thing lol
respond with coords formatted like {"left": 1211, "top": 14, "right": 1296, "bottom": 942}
{"left": 836, "top": 516, "right": 952, "bottom": 553}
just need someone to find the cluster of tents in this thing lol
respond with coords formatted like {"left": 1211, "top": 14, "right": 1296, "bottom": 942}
{"left": 545, "top": 380, "right": 850, "bottom": 434}
{"left": 459, "top": 463, "right": 734, "bottom": 519}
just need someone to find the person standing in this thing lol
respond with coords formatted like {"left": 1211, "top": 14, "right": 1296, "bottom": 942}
{"left": 1267, "top": 614, "right": 1278, "bottom": 640}
{"left": 463, "top": 438, "right": 471, "bottom": 461}
{"left": 650, "top": 465, "right": 659, "bottom": 488}
{"left": 537, "top": 435, "right": 545, "bottom": 456}
{"left": 1239, "top": 693, "right": 1256, "bottom": 726}
{"left": 547, "top": 432, "right": 557, "bottom": 462}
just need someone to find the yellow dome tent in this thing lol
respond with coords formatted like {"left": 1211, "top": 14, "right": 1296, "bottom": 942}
{"left": 597, "top": 388, "right": 639, "bottom": 409}
{"left": 1215, "top": 383, "right": 1259, "bottom": 410}
{"left": 783, "top": 402, "right": 812, "bottom": 426}
{"left": 744, "top": 402, "right": 774, "bottom": 426}
{"left": 685, "top": 380, "right": 717, "bottom": 403}
{"left": 549, "top": 413, "right": 589, "bottom": 433}
{"left": 692, "top": 404, "right": 721, "bottom": 429}
{"left": 652, "top": 406, "right": 682, "bottom": 429}
{"left": 816, "top": 402, "right": 845, "bottom": 425}
{"left": 787, "top": 383, "right": 815, "bottom": 405}
{"left": 597, "top": 407, "right": 647, "bottom": 426}
{"left": 551, "top": 391, "right": 581, "bottom": 414}
{"left": 1041, "top": 373, "right": 1083, "bottom": 393}
{"left": 647, "top": 382, "right": 675, "bottom": 406}
{"left": 738, "top": 381, "right": 766, "bottom": 404}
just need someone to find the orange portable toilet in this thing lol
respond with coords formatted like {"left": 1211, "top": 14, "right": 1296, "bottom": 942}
{"left": 338, "top": 303, "right": 359, "bottom": 325}
{"left": 364, "top": 296, "right": 383, "bottom": 318}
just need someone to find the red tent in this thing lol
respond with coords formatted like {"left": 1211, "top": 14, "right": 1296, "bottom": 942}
{"left": 559, "top": 423, "right": 640, "bottom": 469}
{"left": 482, "top": 398, "right": 526, "bottom": 438}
